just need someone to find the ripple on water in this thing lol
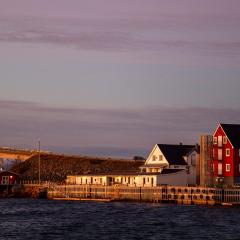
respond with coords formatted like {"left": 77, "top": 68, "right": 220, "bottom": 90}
{"left": 0, "top": 199, "right": 240, "bottom": 240}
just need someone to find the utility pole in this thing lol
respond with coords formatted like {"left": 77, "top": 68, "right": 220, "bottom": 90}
{"left": 38, "top": 140, "right": 41, "bottom": 185}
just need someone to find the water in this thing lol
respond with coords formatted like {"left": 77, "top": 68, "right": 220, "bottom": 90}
{"left": 0, "top": 199, "right": 240, "bottom": 240}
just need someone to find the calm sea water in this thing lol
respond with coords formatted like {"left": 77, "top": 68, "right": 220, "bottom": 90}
{"left": 0, "top": 199, "right": 240, "bottom": 240}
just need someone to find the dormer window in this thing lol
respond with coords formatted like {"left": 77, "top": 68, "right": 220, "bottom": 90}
{"left": 159, "top": 155, "right": 163, "bottom": 161}
{"left": 223, "top": 136, "right": 227, "bottom": 144}
{"left": 213, "top": 137, "right": 217, "bottom": 145}
{"left": 152, "top": 155, "right": 156, "bottom": 161}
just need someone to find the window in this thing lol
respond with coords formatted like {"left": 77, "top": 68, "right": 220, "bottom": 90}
{"left": 226, "top": 164, "right": 231, "bottom": 172}
{"left": 218, "top": 136, "right": 223, "bottom": 147}
{"left": 223, "top": 136, "right": 227, "bottom": 144}
{"left": 2, "top": 176, "right": 9, "bottom": 185}
{"left": 213, "top": 137, "right": 217, "bottom": 145}
{"left": 159, "top": 155, "right": 163, "bottom": 161}
{"left": 152, "top": 155, "right": 156, "bottom": 161}
{"left": 226, "top": 148, "right": 230, "bottom": 157}
{"left": 218, "top": 163, "right": 222, "bottom": 175}
{"left": 218, "top": 149, "right": 222, "bottom": 160}
{"left": 151, "top": 178, "right": 154, "bottom": 186}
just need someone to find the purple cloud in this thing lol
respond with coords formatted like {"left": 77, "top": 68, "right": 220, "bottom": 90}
{"left": 0, "top": 3, "right": 239, "bottom": 57}
{"left": 1, "top": 99, "right": 240, "bottom": 157}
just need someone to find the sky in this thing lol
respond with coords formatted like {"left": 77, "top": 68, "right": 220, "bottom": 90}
{"left": 0, "top": 0, "right": 240, "bottom": 157}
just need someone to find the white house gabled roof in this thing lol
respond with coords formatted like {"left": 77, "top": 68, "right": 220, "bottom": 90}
{"left": 157, "top": 144, "right": 195, "bottom": 166}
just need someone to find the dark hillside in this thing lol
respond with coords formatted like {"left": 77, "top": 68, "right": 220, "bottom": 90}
{"left": 11, "top": 153, "right": 144, "bottom": 182}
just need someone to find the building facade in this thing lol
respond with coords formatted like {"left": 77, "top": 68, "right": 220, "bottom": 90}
{"left": 0, "top": 170, "right": 21, "bottom": 185}
{"left": 212, "top": 124, "right": 240, "bottom": 186}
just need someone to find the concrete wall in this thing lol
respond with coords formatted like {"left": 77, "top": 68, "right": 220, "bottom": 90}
{"left": 156, "top": 170, "right": 188, "bottom": 186}
{"left": 186, "top": 151, "right": 198, "bottom": 185}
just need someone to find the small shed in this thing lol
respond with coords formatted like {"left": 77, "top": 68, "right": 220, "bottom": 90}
{"left": 0, "top": 170, "right": 21, "bottom": 185}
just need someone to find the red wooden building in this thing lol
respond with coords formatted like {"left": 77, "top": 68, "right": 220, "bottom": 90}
{"left": 213, "top": 123, "right": 240, "bottom": 185}
{"left": 0, "top": 170, "right": 21, "bottom": 185}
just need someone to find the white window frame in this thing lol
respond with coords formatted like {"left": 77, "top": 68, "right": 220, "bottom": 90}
{"left": 159, "top": 155, "right": 163, "bottom": 161}
{"left": 223, "top": 136, "right": 227, "bottom": 144}
{"left": 226, "top": 148, "right": 230, "bottom": 157}
{"left": 152, "top": 155, "right": 156, "bottom": 161}
{"left": 226, "top": 164, "right": 231, "bottom": 172}
{"left": 213, "top": 137, "right": 218, "bottom": 145}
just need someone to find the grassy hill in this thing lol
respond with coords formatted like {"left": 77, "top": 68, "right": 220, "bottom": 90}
{"left": 11, "top": 153, "right": 144, "bottom": 182}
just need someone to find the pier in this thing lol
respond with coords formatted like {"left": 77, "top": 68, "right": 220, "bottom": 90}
{"left": 46, "top": 184, "right": 240, "bottom": 206}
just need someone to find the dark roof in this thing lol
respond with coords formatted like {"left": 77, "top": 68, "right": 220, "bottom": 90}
{"left": 0, "top": 170, "right": 20, "bottom": 176}
{"left": 70, "top": 171, "right": 139, "bottom": 177}
{"left": 157, "top": 144, "right": 195, "bottom": 165}
{"left": 221, "top": 124, "right": 240, "bottom": 148}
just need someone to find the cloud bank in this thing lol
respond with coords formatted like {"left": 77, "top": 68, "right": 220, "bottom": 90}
{"left": 1, "top": 99, "right": 240, "bottom": 157}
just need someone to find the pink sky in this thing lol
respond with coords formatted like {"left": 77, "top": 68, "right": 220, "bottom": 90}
{"left": 0, "top": 0, "right": 240, "bottom": 157}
